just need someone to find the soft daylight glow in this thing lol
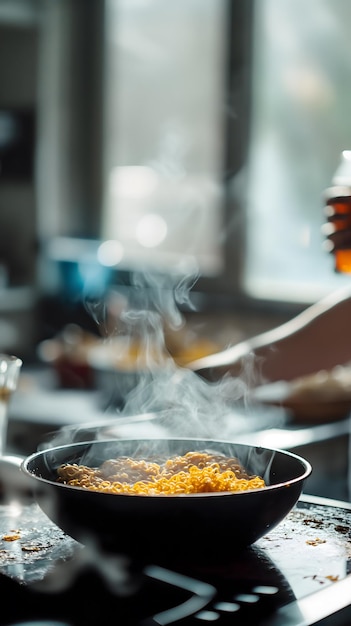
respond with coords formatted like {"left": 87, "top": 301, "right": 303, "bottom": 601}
{"left": 97, "top": 240, "right": 124, "bottom": 266}
{"left": 136, "top": 214, "right": 168, "bottom": 248}
{"left": 109, "top": 166, "right": 159, "bottom": 199}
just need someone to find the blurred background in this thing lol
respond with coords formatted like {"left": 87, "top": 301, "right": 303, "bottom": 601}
{"left": 0, "top": 0, "right": 351, "bottom": 498}
{"left": 0, "top": 0, "right": 351, "bottom": 367}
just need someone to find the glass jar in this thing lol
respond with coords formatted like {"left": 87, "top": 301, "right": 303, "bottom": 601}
{"left": 324, "top": 150, "right": 351, "bottom": 273}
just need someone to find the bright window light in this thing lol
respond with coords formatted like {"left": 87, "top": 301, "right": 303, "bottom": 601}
{"left": 102, "top": 0, "right": 225, "bottom": 277}
{"left": 97, "top": 240, "right": 125, "bottom": 266}
{"left": 244, "top": 0, "right": 351, "bottom": 303}
{"left": 136, "top": 214, "right": 167, "bottom": 248}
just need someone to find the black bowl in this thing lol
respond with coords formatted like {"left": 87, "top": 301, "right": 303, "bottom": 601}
{"left": 21, "top": 438, "right": 312, "bottom": 565}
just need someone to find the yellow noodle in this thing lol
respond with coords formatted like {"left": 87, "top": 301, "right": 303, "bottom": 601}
{"left": 57, "top": 451, "right": 266, "bottom": 495}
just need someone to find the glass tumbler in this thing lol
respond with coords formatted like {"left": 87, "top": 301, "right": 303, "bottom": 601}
{"left": 0, "top": 355, "right": 22, "bottom": 457}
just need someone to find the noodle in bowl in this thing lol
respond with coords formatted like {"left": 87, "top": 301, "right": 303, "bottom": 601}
{"left": 56, "top": 449, "right": 266, "bottom": 495}
{"left": 21, "top": 438, "right": 312, "bottom": 564}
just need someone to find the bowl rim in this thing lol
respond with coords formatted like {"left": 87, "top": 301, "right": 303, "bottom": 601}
{"left": 21, "top": 437, "right": 313, "bottom": 498}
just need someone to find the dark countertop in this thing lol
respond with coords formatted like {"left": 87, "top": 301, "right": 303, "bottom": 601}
{"left": 1, "top": 494, "right": 351, "bottom": 624}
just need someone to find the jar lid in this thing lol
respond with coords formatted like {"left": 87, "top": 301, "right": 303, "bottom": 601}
{"left": 332, "top": 150, "right": 351, "bottom": 185}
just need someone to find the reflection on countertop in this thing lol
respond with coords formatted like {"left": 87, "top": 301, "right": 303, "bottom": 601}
{"left": 1, "top": 495, "right": 351, "bottom": 626}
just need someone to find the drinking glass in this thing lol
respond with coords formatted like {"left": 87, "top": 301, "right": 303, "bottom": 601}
{"left": 0, "top": 355, "right": 22, "bottom": 457}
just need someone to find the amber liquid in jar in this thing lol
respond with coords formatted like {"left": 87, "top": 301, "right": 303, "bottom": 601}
{"left": 324, "top": 185, "right": 351, "bottom": 273}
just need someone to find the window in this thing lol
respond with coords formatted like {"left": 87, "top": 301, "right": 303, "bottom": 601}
{"left": 245, "top": 0, "right": 351, "bottom": 304}
{"left": 102, "top": 0, "right": 228, "bottom": 280}
{"left": 38, "top": 0, "right": 351, "bottom": 310}
{"left": 101, "top": 0, "right": 351, "bottom": 310}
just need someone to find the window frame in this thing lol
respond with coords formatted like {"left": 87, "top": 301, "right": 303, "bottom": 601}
{"left": 38, "top": 0, "right": 319, "bottom": 320}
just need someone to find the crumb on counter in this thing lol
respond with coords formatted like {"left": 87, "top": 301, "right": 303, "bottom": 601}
{"left": 306, "top": 538, "right": 327, "bottom": 546}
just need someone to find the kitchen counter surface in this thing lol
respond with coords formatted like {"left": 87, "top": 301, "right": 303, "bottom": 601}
{"left": 1, "top": 494, "right": 351, "bottom": 624}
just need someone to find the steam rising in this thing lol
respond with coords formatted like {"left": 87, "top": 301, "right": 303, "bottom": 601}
{"left": 41, "top": 268, "right": 285, "bottom": 451}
